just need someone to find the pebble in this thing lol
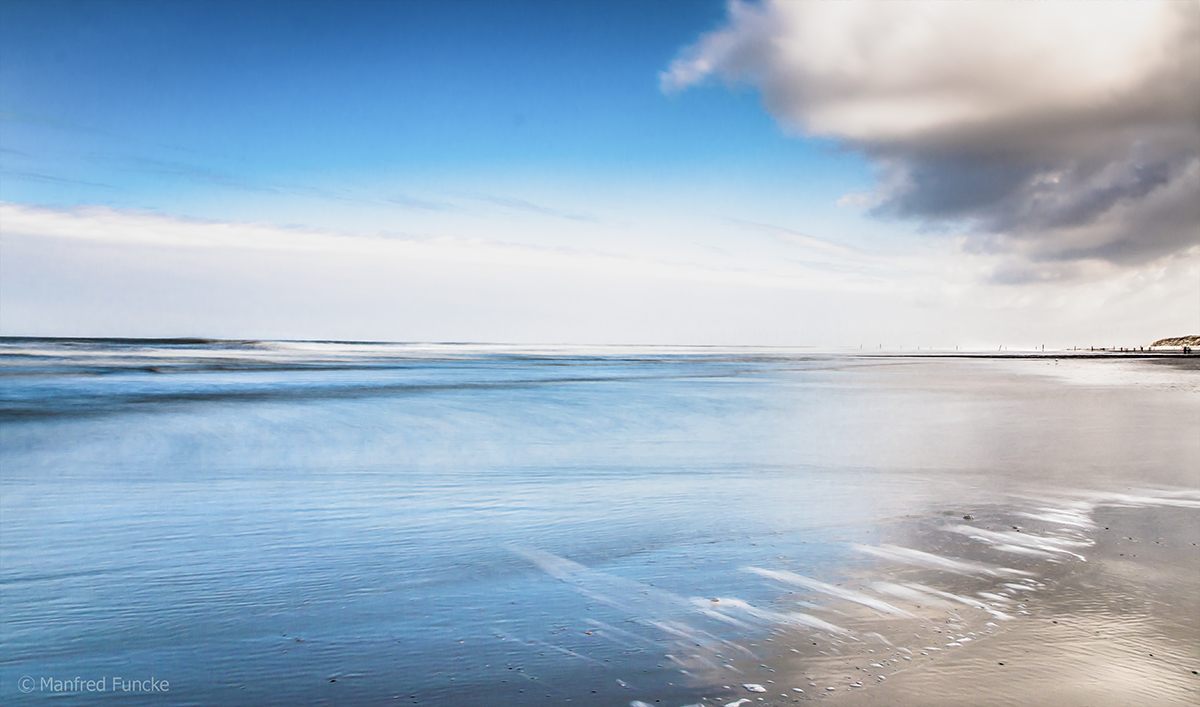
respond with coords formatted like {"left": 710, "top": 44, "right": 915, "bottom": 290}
{"left": 724, "top": 700, "right": 752, "bottom": 707}
{"left": 743, "top": 684, "right": 767, "bottom": 693}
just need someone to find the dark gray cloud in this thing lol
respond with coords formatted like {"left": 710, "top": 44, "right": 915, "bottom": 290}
{"left": 664, "top": 1, "right": 1200, "bottom": 277}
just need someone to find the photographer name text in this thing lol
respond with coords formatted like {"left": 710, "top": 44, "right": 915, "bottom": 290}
{"left": 18, "top": 676, "right": 169, "bottom": 694}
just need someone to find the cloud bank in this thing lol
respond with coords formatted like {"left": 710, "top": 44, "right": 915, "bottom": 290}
{"left": 664, "top": 0, "right": 1200, "bottom": 280}
{"left": 4, "top": 201, "right": 1194, "bottom": 346}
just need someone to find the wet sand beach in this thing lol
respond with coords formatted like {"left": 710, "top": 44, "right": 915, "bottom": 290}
{"left": 1, "top": 341, "right": 1197, "bottom": 705}
{"left": 708, "top": 498, "right": 1199, "bottom": 707}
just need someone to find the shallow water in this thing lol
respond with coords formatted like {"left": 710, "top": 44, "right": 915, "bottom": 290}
{"left": 1, "top": 340, "right": 1197, "bottom": 705}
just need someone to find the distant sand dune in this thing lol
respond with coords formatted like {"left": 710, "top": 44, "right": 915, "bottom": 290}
{"left": 1150, "top": 335, "right": 1200, "bottom": 347}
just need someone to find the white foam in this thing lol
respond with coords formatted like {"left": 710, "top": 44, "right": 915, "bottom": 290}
{"left": 949, "top": 524, "right": 1092, "bottom": 561}
{"left": 746, "top": 566, "right": 914, "bottom": 617}
{"left": 856, "top": 544, "right": 1032, "bottom": 577}
{"left": 902, "top": 582, "right": 1015, "bottom": 620}
{"left": 870, "top": 581, "right": 956, "bottom": 608}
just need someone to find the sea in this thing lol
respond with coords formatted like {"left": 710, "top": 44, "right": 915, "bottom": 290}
{"left": 1, "top": 339, "right": 1197, "bottom": 706}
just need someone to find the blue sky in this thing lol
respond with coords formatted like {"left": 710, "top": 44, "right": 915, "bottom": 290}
{"left": 2, "top": 1, "right": 868, "bottom": 216}
{"left": 2, "top": 1, "right": 1196, "bottom": 345}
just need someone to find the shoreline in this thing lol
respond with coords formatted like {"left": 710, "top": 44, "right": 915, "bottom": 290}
{"left": 705, "top": 497, "right": 1200, "bottom": 707}
{"left": 1, "top": 335, "right": 1197, "bottom": 358}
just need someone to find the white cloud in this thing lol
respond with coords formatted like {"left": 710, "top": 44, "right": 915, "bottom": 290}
{"left": 664, "top": 0, "right": 1200, "bottom": 273}
{"left": 664, "top": 0, "right": 1195, "bottom": 147}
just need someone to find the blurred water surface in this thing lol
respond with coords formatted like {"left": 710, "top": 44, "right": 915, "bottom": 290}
{"left": 1, "top": 340, "right": 1197, "bottom": 705}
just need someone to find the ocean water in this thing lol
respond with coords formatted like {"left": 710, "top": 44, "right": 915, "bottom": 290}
{"left": 1, "top": 340, "right": 1197, "bottom": 706}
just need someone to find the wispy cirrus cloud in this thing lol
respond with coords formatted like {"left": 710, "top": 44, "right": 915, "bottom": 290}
{"left": 383, "top": 193, "right": 457, "bottom": 212}
{"left": 466, "top": 193, "right": 601, "bottom": 224}
{"left": 1, "top": 170, "right": 118, "bottom": 190}
{"left": 0, "top": 201, "right": 874, "bottom": 292}
{"left": 663, "top": 0, "right": 1200, "bottom": 280}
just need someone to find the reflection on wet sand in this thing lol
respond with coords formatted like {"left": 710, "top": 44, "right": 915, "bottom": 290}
{"left": 521, "top": 488, "right": 1200, "bottom": 706}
